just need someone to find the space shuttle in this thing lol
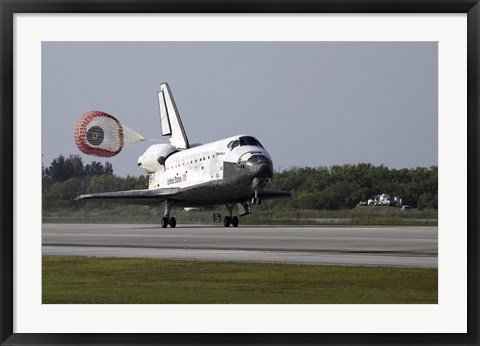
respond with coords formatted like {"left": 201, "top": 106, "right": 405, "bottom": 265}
{"left": 77, "top": 83, "right": 291, "bottom": 228}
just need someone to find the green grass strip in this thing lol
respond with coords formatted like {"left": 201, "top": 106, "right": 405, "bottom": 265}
{"left": 43, "top": 256, "right": 437, "bottom": 304}
{"left": 43, "top": 206, "right": 438, "bottom": 226}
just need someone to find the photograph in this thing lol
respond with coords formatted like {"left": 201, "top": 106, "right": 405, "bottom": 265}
{"left": 41, "top": 41, "right": 438, "bottom": 304}
{"left": 1, "top": 2, "right": 478, "bottom": 345}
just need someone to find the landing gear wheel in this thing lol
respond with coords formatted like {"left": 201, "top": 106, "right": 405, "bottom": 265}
{"left": 224, "top": 216, "right": 231, "bottom": 227}
{"left": 232, "top": 216, "right": 239, "bottom": 227}
{"left": 251, "top": 197, "right": 261, "bottom": 205}
{"left": 161, "top": 216, "right": 176, "bottom": 228}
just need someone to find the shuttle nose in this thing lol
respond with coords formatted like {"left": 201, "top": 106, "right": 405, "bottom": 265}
{"left": 245, "top": 155, "right": 273, "bottom": 179}
{"left": 255, "top": 161, "right": 273, "bottom": 178}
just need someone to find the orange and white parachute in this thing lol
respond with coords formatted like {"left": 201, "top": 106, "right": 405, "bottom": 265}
{"left": 74, "top": 111, "right": 147, "bottom": 157}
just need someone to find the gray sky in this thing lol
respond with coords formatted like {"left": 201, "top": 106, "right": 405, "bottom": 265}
{"left": 42, "top": 42, "right": 437, "bottom": 177}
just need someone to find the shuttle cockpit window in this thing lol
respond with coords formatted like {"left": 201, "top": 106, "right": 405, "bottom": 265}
{"left": 239, "top": 136, "right": 264, "bottom": 148}
{"left": 227, "top": 140, "right": 240, "bottom": 150}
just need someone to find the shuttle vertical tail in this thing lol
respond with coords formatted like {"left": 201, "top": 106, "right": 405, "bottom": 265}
{"left": 158, "top": 83, "right": 189, "bottom": 150}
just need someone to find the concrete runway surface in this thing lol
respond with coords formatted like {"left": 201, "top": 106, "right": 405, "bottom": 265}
{"left": 42, "top": 224, "right": 438, "bottom": 268}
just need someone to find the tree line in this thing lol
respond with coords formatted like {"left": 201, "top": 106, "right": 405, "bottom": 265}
{"left": 42, "top": 155, "right": 437, "bottom": 211}
{"left": 266, "top": 164, "right": 437, "bottom": 210}
{"left": 42, "top": 155, "right": 147, "bottom": 210}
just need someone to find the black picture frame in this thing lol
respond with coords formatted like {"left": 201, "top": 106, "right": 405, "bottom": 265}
{"left": 1, "top": 1, "right": 479, "bottom": 345}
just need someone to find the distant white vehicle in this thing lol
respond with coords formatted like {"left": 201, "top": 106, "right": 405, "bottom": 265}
{"left": 365, "top": 194, "right": 402, "bottom": 207}
{"left": 183, "top": 207, "right": 200, "bottom": 212}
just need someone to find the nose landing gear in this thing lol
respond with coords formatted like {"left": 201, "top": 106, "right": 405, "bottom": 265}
{"left": 251, "top": 197, "right": 261, "bottom": 205}
{"left": 251, "top": 189, "right": 262, "bottom": 205}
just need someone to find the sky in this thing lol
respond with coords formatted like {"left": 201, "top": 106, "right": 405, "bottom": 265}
{"left": 42, "top": 42, "right": 438, "bottom": 177}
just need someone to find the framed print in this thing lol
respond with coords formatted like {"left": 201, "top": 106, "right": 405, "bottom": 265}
{"left": 1, "top": 0, "right": 479, "bottom": 345}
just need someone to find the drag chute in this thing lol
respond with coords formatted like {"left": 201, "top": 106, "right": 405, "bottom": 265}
{"left": 74, "top": 111, "right": 146, "bottom": 157}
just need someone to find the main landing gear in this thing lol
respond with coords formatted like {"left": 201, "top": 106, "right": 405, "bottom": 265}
{"left": 161, "top": 216, "right": 176, "bottom": 228}
{"left": 224, "top": 203, "right": 239, "bottom": 227}
{"left": 159, "top": 200, "right": 176, "bottom": 228}
{"left": 224, "top": 216, "right": 239, "bottom": 228}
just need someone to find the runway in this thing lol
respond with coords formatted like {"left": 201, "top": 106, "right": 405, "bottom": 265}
{"left": 42, "top": 224, "right": 438, "bottom": 267}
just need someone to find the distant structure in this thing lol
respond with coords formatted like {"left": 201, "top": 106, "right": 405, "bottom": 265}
{"left": 357, "top": 194, "right": 402, "bottom": 207}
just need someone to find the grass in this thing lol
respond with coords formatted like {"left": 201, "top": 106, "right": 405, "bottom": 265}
{"left": 43, "top": 205, "right": 437, "bottom": 226}
{"left": 43, "top": 256, "right": 437, "bottom": 304}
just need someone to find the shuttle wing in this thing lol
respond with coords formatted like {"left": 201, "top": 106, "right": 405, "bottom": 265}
{"left": 257, "top": 189, "right": 292, "bottom": 199}
{"left": 76, "top": 186, "right": 291, "bottom": 206}
{"left": 158, "top": 83, "right": 189, "bottom": 150}
{"left": 76, "top": 187, "right": 180, "bottom": 206}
